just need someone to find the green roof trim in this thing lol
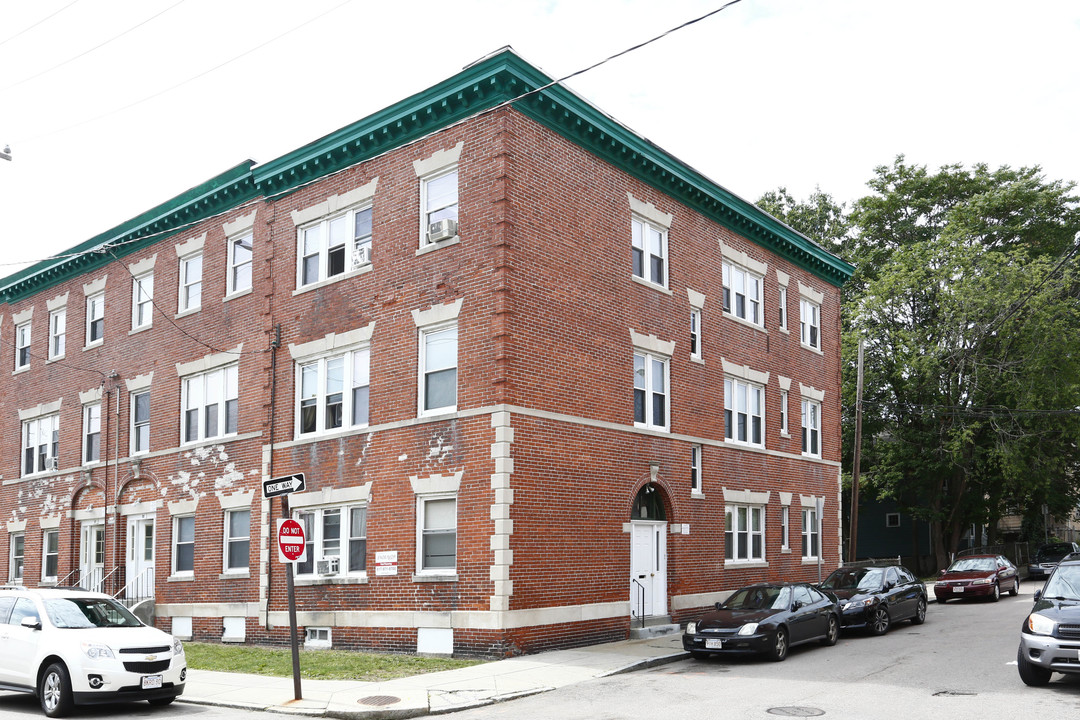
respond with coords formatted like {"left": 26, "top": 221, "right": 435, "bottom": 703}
{"left": 0, "top": 49, "right": 852, "bottom": 303}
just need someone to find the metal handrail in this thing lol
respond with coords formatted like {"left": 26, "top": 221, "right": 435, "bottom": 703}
{"left": 115, "top": 566, "right": 154, "bottom": 603}
{"left": 95, "top": 566, "right": 121, "bottom": 594}
{"left": 631, "top": 578, "right": 646, "bottom": 629}
{"left": 57, "top": 568, "right": 80, "bottom": 587}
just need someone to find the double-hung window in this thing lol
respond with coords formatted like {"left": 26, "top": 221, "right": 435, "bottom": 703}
{"left": 9, "top": 533, "right": 24, "bottom": 581}
{"left": 781, "top": 506, "right": 791, "bottom": 550}
{"left": 131, "top": 391, "right": 150, "bottom": 454}
{"left": 14, "top": 322, "right": 30, "bottom": 370}
{"left": 86, "top": 292, "right": 104, "bottom": 346}
{"left": 689, "top": 309, "right": 701, "bottom": 360}
{"left": 690, "top": 445, "right": 702, "bottom": 494}
{"left": 800, "top": 298, "right": 820, "bottom": 349}
{"left": 132, "top": 272, "right": 153, "bottom": 330}
{"left": 172, "top": 516, "right": 195, "bottom": 575}
{"left": 418, "top": 496, "right": 456, "bottom": 573}
{"left": 419, "top": 324, "right": 457, "bottom": 415}
{"left": 722, "top": 261, "right": 762, "bottom": 325}
{"left": 725, "top": 505, "right": 764, "bottom": 562}
{"left": 780, "top": 389, "right": 789, "bottom": 435}
{"left": 294, "top": 505, "right": 367, "bottom": 577}
{"left": 42, "top": 529, "right": 59, "bottom": 581}
{"left": 778, "top": 286, "right": 788, "bottom": 329}
{"left": 83, "top": 403, "right": 101, "bottom": 463}
{"left": 228, "top": 232, "right": 253, "bottom": 295}
{"left": 23, "top": 414, "right": 59, "bottom": 476}
{"left": 298, "top": 205, "right": 372, "bottom": 287}
{"left": 724, "top": 377, "right": 764, "bottom": 447}
{"left": 421, "top": 169, "right": 458, "bottom": 244}
{"left": 297, "top": 347, "right": 370, "bottom": 435}
{"left": 224, "top": 509, "right": 250, "bottom": 572}
{"left": 633, "top": 352, "right": 669, "bottom": 430}
{"left": 802, "top": 508, "right": 819, "bottom": 559}
{"left": 182, "top": 364, "right": 238, "bottom": 444}
{"left": 179, "top": 253, "right": 202, "bottom": 312}
{"left": 49, "top": 309, "right": 66, "bottom": 359}
{"left": 802, "top": 398, "right": 821, "bottom": 457}
{"left": 631, "top": 217, "right": 667, "bottom": 287}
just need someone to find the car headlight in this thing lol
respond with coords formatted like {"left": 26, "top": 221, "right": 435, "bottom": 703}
{"left": 1028, "top": 613, "right": 1056, "bottom": 636}
{"left": 842, "top": 598, "right": 874, "bottom": 611}
{"left": 173, "top": 637, "right": 184, "bottom": 655}
{"left": 737, "top": 623, "right": 759, "bottom": 636}
{"left": 970, "top": 578, "right": 992, "bottom": 585}
{"left": 686, "top": 622, "right": 697, "bottom": 634}
{"left": 82, "top": 642, "right": 115, "bottom": 660}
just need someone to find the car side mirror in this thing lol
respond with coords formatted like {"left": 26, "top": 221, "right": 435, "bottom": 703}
{"left": 714, "top": 602, "right": 723, "bottom": 610}
{"left": 792, "top": 601, "right": 803, "bottom": 611}
{"left": 21, "top": 616, "right": 41, "bottom": 631}
{"left": 1034, "top": 589, "right": 1042, "bottom": 602}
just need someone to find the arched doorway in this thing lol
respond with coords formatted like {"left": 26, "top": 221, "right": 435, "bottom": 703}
{"left": 629, "top": 483, "right": 667, "bottom": 620}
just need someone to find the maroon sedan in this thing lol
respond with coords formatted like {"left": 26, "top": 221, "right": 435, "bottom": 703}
{"left": 933, "top": 554, "right": 1019, "bottom": 603}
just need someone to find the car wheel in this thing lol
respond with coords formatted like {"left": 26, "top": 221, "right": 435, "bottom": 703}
{"left": 911, "top": 597, "right": 927, "bottom": 625}
{"left": 1010, "top": 578, "right": 1019, "bottom": 597}
{"left": 869, "top": 605, "right": 890, "bottom": 635}
{"left": 769, "top": 627, "right": 789, "bottom": 662}
{"left": 690, "top": 650, "right": 709, "bottom": 660}
{"left": 990, "top": 582, "right": 1001, "bottom": 602}
{"left": 820, "top": 614, "right": 839, "bottom": 646}
{"left": 1017, "top": 644, "right": 1052, "bottom": 686}
{"left": 39, "top": 662, "right": 74, "bottom": 718}
{"left": 148, "top": 696, "right": 176, "bottom": 707}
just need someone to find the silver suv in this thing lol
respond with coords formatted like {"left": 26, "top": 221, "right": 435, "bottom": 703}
{"left": 1018, "top": 558, "right": 1080, "bottom": 685}
{"left": 0, "top": 585, "right": 186, "bottom": 717}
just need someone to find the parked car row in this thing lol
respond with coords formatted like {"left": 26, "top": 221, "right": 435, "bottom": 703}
{"left": 934, "top": 554, "right": 1020, "bottom": 603}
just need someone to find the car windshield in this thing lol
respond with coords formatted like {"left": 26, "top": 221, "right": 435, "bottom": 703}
{"left": 946, "top": 558, "right": 995, "bottom": 573}
{"left": 1043, "top": 565, "right": 1080, "bottom": 600}
{"left": 822, "top": 568, "right": 884, "bottom": 592}
{"left": 724, "top": 586, "right": 792, "bottom": 611}
{"left": 1037, "top": 544, "right": 1075, "bottom": 562}
{"left": 44, "top": 597, "right": 142, "bottom": 628}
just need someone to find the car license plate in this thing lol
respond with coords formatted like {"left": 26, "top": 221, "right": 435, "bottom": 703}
{"left": 705, "top": 639, "right": 723, "bottom": 649}
{"left": 141, "top": 675, "right": 162, "bottom": 690}
{"left": 954, "top": 585, "right": 963, "bottom": 592}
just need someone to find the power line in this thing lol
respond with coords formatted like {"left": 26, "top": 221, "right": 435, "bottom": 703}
{"left": 0, "top": 0, "right": 82, "bottom": 49}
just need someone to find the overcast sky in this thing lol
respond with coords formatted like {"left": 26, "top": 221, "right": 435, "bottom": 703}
{"left": 1, "top": 0, "right": 1077, "bottom": 275}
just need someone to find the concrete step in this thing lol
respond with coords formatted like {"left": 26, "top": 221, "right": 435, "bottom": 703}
{"left": 629, "top": 622, "right": 680, "bottom": 640}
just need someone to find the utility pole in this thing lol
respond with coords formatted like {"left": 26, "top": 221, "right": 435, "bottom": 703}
{"left": 849, "top": 337, "right": 864, "bottom": 563}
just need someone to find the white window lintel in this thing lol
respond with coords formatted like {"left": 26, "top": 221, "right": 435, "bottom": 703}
{"left": 19, "top": 399, "right": 63, "bottom": 421}
{"left": 628, "top": 193, "right": 673, "bottom": 230}
{"left": 799, "top": 383, "right": 826, "bottom": 402}
{"left": 798, "top": 281, "right": 825, "bottom": 305}
{"left": 412, "top": 299, "right": 463, "bottom": 328}
{"left": 6, "top": 520, "right": 26, "bottom": 533}
{"left": 719, "top": 241, "right": 768, "bottom": 276}
{"left": 291, "top": 178, "right": 379, "bottom": 228}
{"left": 175, "top": 345, "right": 242, "bottom": 377}
{"left": 778, "top": 375, "right": 792, "bottom": 391}
{"left": 409, "top": 472, "right": 463, "bottom": 496}
{"left": 47, "top": 293, "right": 69, "bottom": 312}
{"left": 722, "top": 488, "right": 772, "bottom": 505}
{"left": 83, "top": 276, "right": 107, "bottom": 297}
{"left": 289, "top": 323, "right": 374, "bottom": 361}
{"left": 779, "top": 492, "right": 793, "bottom": 507}
{"left": 413, "top": 142, "right": 463, "bottom": 177}
{"left": 776, "top": 269, "right": 790, "bottom": 287}
{"left": 12, "top": 307, "right": 33, "bottom": 324}
{"left": 175, "top": 233, "right": 207, "bottom": 258}
{"left": 223, "top": 210, "right": 258, "bottom": 238}
{"left": 168, "top": 498, "right": 199, "bottom": 516}
{"left": 128, "top": 254, "right": 157, "bottom": 276}
{"left": 721, "top": 357, "right": 770, "bottom": 386}
{"left": 217, "top": 489, "right": 255, "bottom": 510}
{"left": 800, "top": 494, "right": 822, "bottom": 509}
{"left": 79, "top": 387, "right": 103, "bottom": 405}
{"left": 687, "top": 288, "right": 706, "bottom": 310}
{"left": 125, "top": 372, "right": 154, "bottom": 393}
{"left": 39, "top": 516, "right": 62, "bottom": 530}
{"left": 290, "top": 482, "right": 372, "bottom": 509}
{"left": 630, "top": 329, "right": 675, "bottom": 357}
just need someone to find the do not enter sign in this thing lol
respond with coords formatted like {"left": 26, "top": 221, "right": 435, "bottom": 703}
{"left": 277, "top": 518, "right": 307, "bottom": 563}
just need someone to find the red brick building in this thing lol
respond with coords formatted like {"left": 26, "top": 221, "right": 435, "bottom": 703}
{"left": 0, "top": 50, "right": 853, "bottom": 657}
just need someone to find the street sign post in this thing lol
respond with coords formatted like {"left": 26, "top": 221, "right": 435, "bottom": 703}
{"left": 264, "top": 473, "right": 305, "bottom": 499}
{"left": 277, "top": 518, "right": 307, "bottom": 563}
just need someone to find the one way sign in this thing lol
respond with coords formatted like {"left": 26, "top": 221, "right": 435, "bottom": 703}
{"left": 263, "top": 473, "right": 306, "bottom": 499}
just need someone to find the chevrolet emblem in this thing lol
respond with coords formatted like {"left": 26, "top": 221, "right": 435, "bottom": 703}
{"left": 145, "top": 655, "right": 156, "bottom": 662}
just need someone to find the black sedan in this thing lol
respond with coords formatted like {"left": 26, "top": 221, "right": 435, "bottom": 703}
{"left": 683, "top": 582, "right": 839, "bottom": 662}
{"left": 820, "top": 565, "right": 927, "bottom": 635}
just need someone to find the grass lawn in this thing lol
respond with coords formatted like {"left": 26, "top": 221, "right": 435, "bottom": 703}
{"left": 184, "top": 642, "right": 483, "bottom": 681}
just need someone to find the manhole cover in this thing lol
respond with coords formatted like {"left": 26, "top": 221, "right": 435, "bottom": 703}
{"left": 767, "top": 708, "right": 825, "bottom": 717}
{"left": 359, "top": 695, "right": 401, "bottom": 707}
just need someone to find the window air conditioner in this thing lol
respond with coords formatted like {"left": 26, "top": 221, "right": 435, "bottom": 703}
{"left": 427, "top": 219, "right": 458, "bottom": 243}
{"left": 316, "top": 557, "right": 339, "bottom": 575}
{"left": 351, "top": 245, "right": 371, "bottom": 269}
{"left": 45, "top": 457, "right": 59, "bottom": 471}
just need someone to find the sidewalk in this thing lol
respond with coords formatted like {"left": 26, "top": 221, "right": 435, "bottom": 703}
{"left": 178, "top": 632, "right": 688, "bottom": 718}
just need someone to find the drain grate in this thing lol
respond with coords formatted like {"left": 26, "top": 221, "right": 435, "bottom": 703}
{"left": 358, "top": 695, "right": 401, "bottom": 707}
{"left": 767, "top": 708, "right": 825, "bottom": 717}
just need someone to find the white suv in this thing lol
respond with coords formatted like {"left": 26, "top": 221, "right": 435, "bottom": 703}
{"left": 0, "top": 585, "right": 186, "bottom": 717}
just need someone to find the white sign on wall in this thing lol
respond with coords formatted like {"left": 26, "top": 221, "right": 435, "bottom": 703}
{"left": 375, "top": 550, "right": 398, "bottom": 576}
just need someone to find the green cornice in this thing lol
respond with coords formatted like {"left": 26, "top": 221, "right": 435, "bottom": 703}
{"left": 0, "top": 49, "right": 851, "bottom": 304}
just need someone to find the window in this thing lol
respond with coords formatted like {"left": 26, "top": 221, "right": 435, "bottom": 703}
{"left": 298, "top": 205, "right": 372, "bottom": 287}
{"left": 781, "top": 506, "right": 790, "bottom": 550}
{"left": 421, "top": 168, "right": 458, "bottom": 244}
{"left": 49, "top": 309, "right": 66, "bottom": 359}
{"left": 179, "top": 253, "right": 202, "bottom": 312}
{"left": 690, "top": 445, "right": 702, "bottom": 494}
{"left": 418, "top": 496, "right": 456, "bottom": 573}
{"left": 86, "top": 292, "right": 104, "bottom": 345}
{"left": 297, "top": 347, "right": 369, "bottom": 436}
{"left": 9, "top": 534, "right": 24, "bottom": 581}
{"left": 173, "top": 516, "right": 195, "bottom": 575}
{"left": 778, "top": 286, "right": 788, "bottom": 329}
{"left": 725, "top": 505, "right": 764, "bottom": 562}
{"left": 227, "top": 232, "right": 253, "bottom": 295}
{"left": 724, "top": 377, "right": 764, "bottom": 447}
{"left": 294, "top": 505, "right": 366, "bottom": 576}
{"left": 42, "top": 529, "right": 59, "bottom": 580}
{"left": 15, "top": 321, "right": 31, "bottom": 369}
{"left": 83, "top": 403, "right": 101, "bottom": 463}
{"left": 802, "top": 399, "right": 821, "bottom": 457}
{"left": 633, "top": 352, "right": 669, "bottom": 430}
{"left": 131, "top": 391, "right": 150, "bottom": 454}
{"left": 419, "top": 324, "right": 457, "bottom": 415}
{"left": 182, "top": 365, "right": 239, "bottom": 444}
{"left": 800, "top": 298, "right": 820, "bottom": 349}
{"left": 132, "top": 272, "right": 154, "bottom": 330}
{"left": 802, "top": 508, "right": 819, "bottom": 559}
{"left": 22, "top": 414, "right": 59, "bottom": 476}
{"left": 885, "top": 513, "right": 901, "bottom": 528}
{"left": 631, "top": 217, "right": 666, "bottom": 287}
{"left": 689, "top": 309, "right": 701, "bottom": 359}
{"left": 722, "top": 260, "right": 762, "bottom": 325}
{"left": 780, "top": 389, "right": 789, "bottom": 435}
{"left": 305, "top": 627, "right": 331, "bottom": 649}
{"left": 224, "top": 509, "right": 250, "bottom": 571}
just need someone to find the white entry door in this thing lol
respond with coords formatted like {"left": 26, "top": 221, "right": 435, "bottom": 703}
{"left": 629, "top": 521, "right": 667, "bottom": 618}
{"left": 80, "top": 522, "right": 105, "bottom": 593}
{"left": 125, "top": 515, "right": 155, "bottom": 600}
